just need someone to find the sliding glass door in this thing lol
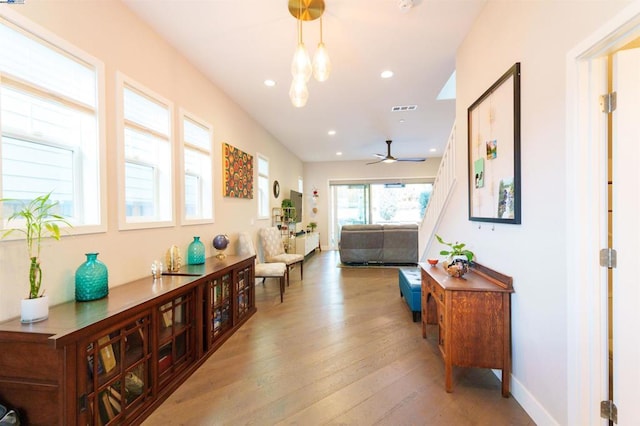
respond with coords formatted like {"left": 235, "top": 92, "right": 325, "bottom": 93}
{"left": 329, "top": 181, "right": 432, "bottom": 249}
{"left": 330, "top": 184, "right": 369, "bottom": 247}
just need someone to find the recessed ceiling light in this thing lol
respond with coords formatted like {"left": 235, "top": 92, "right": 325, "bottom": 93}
{"left": 336, "top": 151, "right": 342, "bottom": 156}
{"left": 264, "top": 79, "right": 276, "bottom": 87}
{"left": 399, "top": 119, "right": 405, "bottom": 123}
{"left": 328, "top": 130, "right": 336, "bottom": 136}
{"left": 430, "top": 148, "right": 437, "bottom": 153}
{"left": 381, "top": 70, "right": 394, "bottom": 79}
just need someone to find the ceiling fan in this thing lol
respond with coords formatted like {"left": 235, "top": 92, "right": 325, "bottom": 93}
{"left": 367, "top": 140, "right": 427, "bottom": 165}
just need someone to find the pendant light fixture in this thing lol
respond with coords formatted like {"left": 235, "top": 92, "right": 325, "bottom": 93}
{"left": 312, "top": 16, "right": 331, "bottom": 82}
{"left": 291, "top": 10, "right": 311, "bottom": 82}
{"left": 288, "top": 0, "right": 331, "bottom": 107}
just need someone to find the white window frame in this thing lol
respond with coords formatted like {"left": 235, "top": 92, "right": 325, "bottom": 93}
{"left": 257, "top": 153, "right": 269, "bottom": 219}
{"left": 0, "top": 9, "right": 107, "bottom": 235}
{"left": 179, "top": 108, "right": 214, "bottom": 225}
{"left": 116, "top": 72, "right": 174, "bottom": 230}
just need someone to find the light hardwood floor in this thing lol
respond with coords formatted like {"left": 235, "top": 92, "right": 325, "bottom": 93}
{"left": 143, "top": 250, "right": 534, "bottom": 425}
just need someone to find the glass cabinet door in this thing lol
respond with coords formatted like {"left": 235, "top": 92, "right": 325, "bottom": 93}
{"left": 157, "top": 292, "right": 195, "bottom": 386}
{"left": 207, "top": 273, "right": 232, "bottom": 348}
{"left": 82, "top": 314, "right": 152, "bottom": 425}
{"left": 235, "top": 264, "right": 253, "bottom": 322}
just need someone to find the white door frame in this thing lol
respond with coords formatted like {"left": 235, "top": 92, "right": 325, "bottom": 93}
{"left": 566, "top": 2, "right": 640, "bottom": 424}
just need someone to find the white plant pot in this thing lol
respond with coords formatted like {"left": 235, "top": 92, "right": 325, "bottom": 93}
{"left": 21, "top": 295, "right": 49, "bottom": 323}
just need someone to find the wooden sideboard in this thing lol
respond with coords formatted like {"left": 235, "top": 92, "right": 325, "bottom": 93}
{"left": 0, "top": 254, "right": 255, "bottom": 425}
{"left": 420, "top": 262, "right": 513, "bottom": 397}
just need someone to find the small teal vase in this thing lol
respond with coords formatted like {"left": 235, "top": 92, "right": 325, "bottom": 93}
{"left": 75, "top": 253, "right": 109, "bottom": 301}
{"left": 187, "top": 236, "right": 205, "bottom": 265}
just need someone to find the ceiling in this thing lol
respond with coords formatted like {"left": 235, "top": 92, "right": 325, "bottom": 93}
{"left": 121, "top": 0, "right": 486, "bottom": 163}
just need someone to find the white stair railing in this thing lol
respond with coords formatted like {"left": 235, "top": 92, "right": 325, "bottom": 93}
{"left": 418, "top": 123, "right": 457, "bottom": 260}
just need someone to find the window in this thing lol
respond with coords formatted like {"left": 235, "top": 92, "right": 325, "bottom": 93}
{"left": 0, "top": 15, "right": 104, "bottom": 231}
{"left": 298, "top": 176, "right": 303, "bottom": 193}
{"left": 257, "top": 154, "right": 269, "bottom": 218}
{"left": 181, "top": 110, "right": 213, "bottom": 224}
{"left": 118, "top": 74, "right": 173, "bottom": 228}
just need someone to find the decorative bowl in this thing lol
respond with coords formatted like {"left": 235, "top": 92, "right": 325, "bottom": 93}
{"left": 427, "top": 259, "right": 438, "bottom": 266}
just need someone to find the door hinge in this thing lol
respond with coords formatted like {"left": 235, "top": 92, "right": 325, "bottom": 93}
{"left": 601, "top": 400, "right": 618, "bottom": 423}
{"left": 600, "top": 248, "right": 617, "bottom": 268}
{"left": 600, "top": 92, "right": 617, "bottom": 113}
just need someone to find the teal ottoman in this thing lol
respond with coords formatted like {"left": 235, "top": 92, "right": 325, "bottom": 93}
{"left": 399, "top": 267, "right": 421, "bottom": 322}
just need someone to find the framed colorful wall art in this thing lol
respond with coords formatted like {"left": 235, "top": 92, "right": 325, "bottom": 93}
{"left": 223, "top": 142, "right": 253, "bottom": 199}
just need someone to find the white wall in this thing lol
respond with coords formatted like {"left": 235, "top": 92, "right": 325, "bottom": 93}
{"left": 303, "top": 158, "right": 441, "bottom": 248}
{"left": 428, "top": 1, "right": 632, "bottom": 424}
{"left": 0, "top": 1, "right": 302, "bottom": 321}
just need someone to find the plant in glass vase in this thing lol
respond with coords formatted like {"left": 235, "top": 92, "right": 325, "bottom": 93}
{"left": 1, "top": 192, "right": 71, "bottom": 322}
{"left": 435, "top": 234, "right": 474, "bottom": 278}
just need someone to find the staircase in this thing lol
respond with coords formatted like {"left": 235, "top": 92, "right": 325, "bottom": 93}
{"left": 418, "top": 123, "right": 457, "bottom": 261}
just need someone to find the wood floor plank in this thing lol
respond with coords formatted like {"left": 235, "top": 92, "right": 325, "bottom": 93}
{"left": 143, "top": 250, "right": 533, "bottom": 425}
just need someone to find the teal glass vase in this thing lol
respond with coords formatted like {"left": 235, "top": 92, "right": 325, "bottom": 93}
{"left": 75, "top": 253, "right": 109, "bottom": 301}
{"left": 187, "top": 236, "right": 205, "bottom": 265}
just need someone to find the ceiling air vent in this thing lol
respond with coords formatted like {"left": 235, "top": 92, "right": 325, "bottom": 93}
{"left": 391, "top": 105, "right": 417, "bottom": 112}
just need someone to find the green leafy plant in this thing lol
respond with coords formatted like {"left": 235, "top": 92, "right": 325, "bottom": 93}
{"left": 435, "top": 234, "right": 474, "bottom": 262}
{"left": 1, "top": 192, "right": 71, "bottom": 299}
{"left": 281, "top": 198, "right": 293, "bottom": 208}
{"left": 308, "top": 222, "right": 317, "bottom": 231}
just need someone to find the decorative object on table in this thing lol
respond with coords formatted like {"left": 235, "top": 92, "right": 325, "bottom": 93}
{"left": 151, "top": 260, "right": 163, "bottom": 279}
{"left": 165, "top": 245, "right": 182, "bottom": 272}
{"left": 468, "top": 62, "right": 521, "bottom": 224}
{"left": 427, "top": 258, "right": 438, "bottom": 266}
{"left": 0, "top": 192, "right": 71, "bottom": 323}
{"left": 308, "top": 222, "right": 317, "bottom": 232}
{"left": 212, "top": 234, "right": 230, "bottom": 259}
{"left": 75, "top": 253, "right": 109, "bottom": 301}
{"left": 435, "top": 234, "right": 474, "bottom": 278}
{"left": 222, "top": 142, "right": 253, "bottom": 199}
{"left": 187, "top": 236, "right": 205, "bottom": 265}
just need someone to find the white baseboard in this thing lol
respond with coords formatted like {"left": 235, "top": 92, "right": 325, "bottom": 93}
{"left": 492, "top": 369, "right": 560, "bottom": 426}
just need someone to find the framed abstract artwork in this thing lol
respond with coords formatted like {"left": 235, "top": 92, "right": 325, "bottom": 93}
{"left": 468, "top": 63, "right": 521, "bottom": 224}
{"left": 223, "top": 142, "right": 253, "bottom": 199}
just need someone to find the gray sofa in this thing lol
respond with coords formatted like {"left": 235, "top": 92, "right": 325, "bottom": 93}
{"left": 339, "top": 223, "right": 418, "bottom": 265}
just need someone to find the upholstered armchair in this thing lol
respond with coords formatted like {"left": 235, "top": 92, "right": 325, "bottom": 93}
{"left": 237, "top": 232, "right": 286, "bottom": 303}
{"left": 258, "top": 227, "right": 304, "bottom": 286}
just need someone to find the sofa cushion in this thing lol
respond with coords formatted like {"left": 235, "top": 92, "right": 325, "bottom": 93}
{"left": 382, "top": 223, "right": 418, "bottom": 264}
{"left": 339, "top": 224, "right": 384, "bottom": 264}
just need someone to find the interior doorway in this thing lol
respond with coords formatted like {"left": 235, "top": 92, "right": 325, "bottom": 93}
{"left": 567, "top": 4, "right": 640, "bottom": 424}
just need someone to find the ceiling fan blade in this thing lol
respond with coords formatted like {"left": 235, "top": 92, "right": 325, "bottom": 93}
{"left": 397, "top": 158, "right": 426, "bottom": 162}
{"left": 373, "top": 153, "right": 386, "bottom": 159}
{"left": 366, "top": 159, "right": 385, "bottom": 165}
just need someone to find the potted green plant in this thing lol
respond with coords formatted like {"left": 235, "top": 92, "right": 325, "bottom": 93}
{"left": 1, "top": 192, "right": 71, "bottom": 322}
{"left": 308, "top": 222, "right": 317, "bottom": 232}
{"left": 435, "top": 234, "right": 474, "bottom": 278}
{"left": 281, "top": 198, "right": 293, "bottom": 221}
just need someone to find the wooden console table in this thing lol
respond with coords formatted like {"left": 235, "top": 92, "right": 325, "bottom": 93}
{"left": 0, "top": 254, "right": 255, "bottom": 425}
{"left": 420, "top": 262, "right": 513, "bottom": 397}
